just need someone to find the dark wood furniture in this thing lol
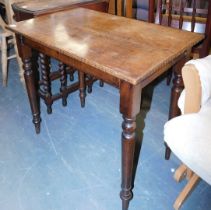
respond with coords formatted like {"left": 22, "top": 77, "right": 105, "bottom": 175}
{"left": 12, "top": 0, "right": 109, "bottom": 113}
{"left": 8, "top": 8, "right": 203, "bottom": 210}
{"left": 12, "top": 0, "right": 109, "bottom": 21}
{"left": 155, "top": 0, "right": 210, "bottom": 56}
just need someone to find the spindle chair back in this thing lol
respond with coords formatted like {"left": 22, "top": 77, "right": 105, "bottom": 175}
{"left": 156, "top": 0, "right": 207, "bottom": 32}
{"left": 154, "top": 0, "right": 211, "bottom": 57}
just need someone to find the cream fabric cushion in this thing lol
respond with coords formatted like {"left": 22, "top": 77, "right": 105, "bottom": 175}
{"left": 164, "top": 99, "right": 211, "bottom": 185}
{"left": 178, "top": 55, "right": 211, "bottom": 114}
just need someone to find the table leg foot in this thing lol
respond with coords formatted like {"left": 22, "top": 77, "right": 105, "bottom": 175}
{"left": 99, "top": 80, "right": 104, "bottom": 87}
{"left": 165, "top": 143, "right": 171, "bottom": 160}
{"left": 87, "top": 86, "right": 92, "bottom": 93}
{"left": 62, "top": 98, "right": 67, "bottom": 106}
{"left": 33, "top": 114, "right": 41, "bottom": 134}
{"left": 121, "top": 197, "right": 130, "bottom": 210}
{"left": 47, "top": 106, "right": 52, "bottom": 114}
{"left": 80, "top": 98, "right": 85, "bottom": 108}
{"left": 120, "top": 190, "right": 132, "bottom": 210}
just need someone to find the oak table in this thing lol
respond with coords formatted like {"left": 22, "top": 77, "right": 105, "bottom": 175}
{"left": 8, "top": 8, "right": 203, "bottom": 210}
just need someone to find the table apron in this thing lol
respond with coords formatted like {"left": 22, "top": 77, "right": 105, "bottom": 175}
{"left": 20, "top": 36, "right": 191, "bottom": 91}
{"left": 23, "top": 37, "right": 120, "bottom": 88}
{"left": 139, "top": 50, "right": 191, "bottom": 88}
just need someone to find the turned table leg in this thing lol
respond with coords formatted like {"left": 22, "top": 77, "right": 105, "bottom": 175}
{"left": 23, "top": 55, "right": 41, "bottom": 133}
{"left": 16, "top": 35, "right": 41, "bottom": 134}
{"left": 165, "top": 55, "right": 188, "bottom": 159}
{"left": 120, "top": 81, "right": 142, "bottom": 210}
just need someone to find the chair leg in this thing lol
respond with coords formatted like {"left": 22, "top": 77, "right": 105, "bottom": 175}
{"left": 166, "top": 69, "right": 173, "bottom": 85}
{"left": 173, "top": 166, "right": 200, "bottom": 210}
{"left": 174, "top": 164, "right": 187, "bottom": 182}
{"left": 165, "top": 143, "right": 171, "bottom": 160}
{"left": 1, "top": 36, "right": 8, "bottom": 86}
{"left": 186, "top": 169, "right": 194, "bottom": 180}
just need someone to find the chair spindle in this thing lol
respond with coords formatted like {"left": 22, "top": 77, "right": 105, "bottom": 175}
{"left": 191, "top": 0, "right": 197, "bottom": 32}
{"left": 168, "top": 0, "right": 173, "bottom": 26}
{"left": 179, "top": 0, "right": 184, "bottom": 29}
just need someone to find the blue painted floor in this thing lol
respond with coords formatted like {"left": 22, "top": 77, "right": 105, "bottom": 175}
{"left": 0, "top": 58, "right": 211, "bottom": 210}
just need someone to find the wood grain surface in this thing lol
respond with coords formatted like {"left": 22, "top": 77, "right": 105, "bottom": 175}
{"left": 8, "top": 8, "right": 203, "bottom": 85}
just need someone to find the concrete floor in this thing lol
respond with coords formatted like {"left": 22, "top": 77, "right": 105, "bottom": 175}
{"left": 0, "top": 58, "right": 210, "bottom": 210}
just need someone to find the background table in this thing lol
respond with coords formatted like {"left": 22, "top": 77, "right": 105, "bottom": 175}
{"left": 8, "top": 8, "right": 203, "bottom": 210}
{"left": 12, "top": 0, "right": 109, "bottom": 21}
{"left": 0, "top": 0, "right": 30, "bottom": 24}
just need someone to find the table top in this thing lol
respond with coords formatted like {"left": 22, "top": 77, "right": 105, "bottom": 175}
{"left": 12, "top": 0, "right": 108, "bottom": 15}
{"left": 8, "top": 8, "right": 203, "bottom": 85}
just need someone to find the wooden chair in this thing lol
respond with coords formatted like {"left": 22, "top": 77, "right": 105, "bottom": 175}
{"left": 0, "top": 0, "right": 25, "bottom": 86}
{"left": 164, "top": 55, "right": 211, "bottom": 209}
{"left": 0, "top": 12, "right": 17, "bottom": 86}
{"left": 154, "top": 0, "right": 211, "bottom": 57}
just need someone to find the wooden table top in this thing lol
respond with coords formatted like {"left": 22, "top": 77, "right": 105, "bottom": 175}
{"left": 8, "top": 8, "right": 203, "bottom": 85}
{"left": 12, "top": 0, "right": 108, "bottom": 15}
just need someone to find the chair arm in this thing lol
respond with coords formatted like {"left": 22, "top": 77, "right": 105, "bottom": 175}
{"left": 182, "top": 64, "right": 202, "bottom": 114}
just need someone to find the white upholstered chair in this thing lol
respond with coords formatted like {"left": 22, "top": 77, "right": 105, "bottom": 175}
{"left": 164, "top": 55, "right": 211, "bottom": 210}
